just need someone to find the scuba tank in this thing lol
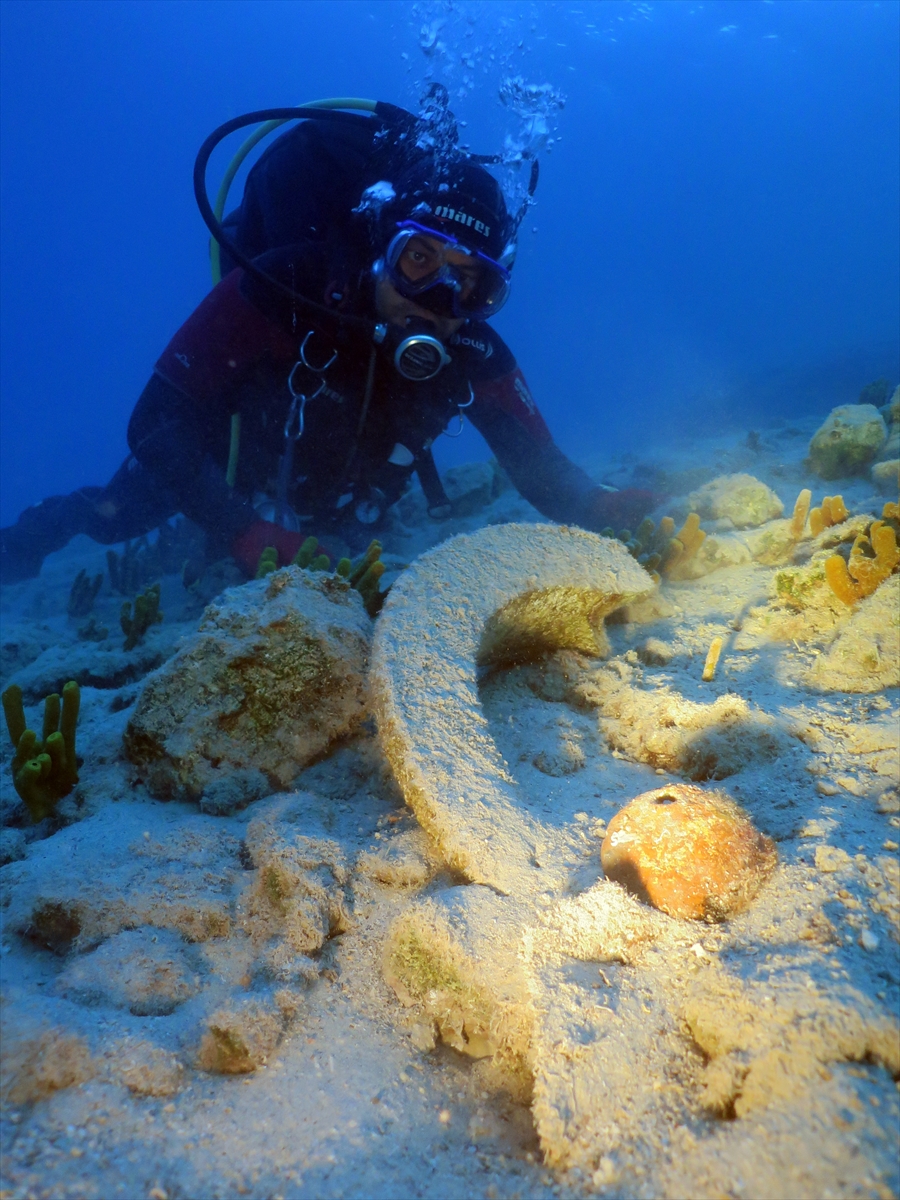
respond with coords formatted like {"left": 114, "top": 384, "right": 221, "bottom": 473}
{"left": 193, "top": 91, "right": 539, "bottom": 512}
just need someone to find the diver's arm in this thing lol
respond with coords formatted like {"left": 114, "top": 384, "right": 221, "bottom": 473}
{"left": 127, "top": 373, "right": 256, "bottom": 553}
{"left": 468, "top": 367, "right": 656, "bottom": 531}
{"left": 128, "top": 268, "right": 302, "bottom": 560}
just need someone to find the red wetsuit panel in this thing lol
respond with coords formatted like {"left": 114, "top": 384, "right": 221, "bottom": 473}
{"left": 472, "top": 367, "right": 552, "bottom": 445}
{"left": 154, "top": 269, "right": 299, "bottom": 404}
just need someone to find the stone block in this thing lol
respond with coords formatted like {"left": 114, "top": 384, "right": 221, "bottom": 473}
{"left": 808, "top": 404, "right": 888, "bottom": 479}
{"left": 124, "top": 568, "right": 371, "bottom": 799}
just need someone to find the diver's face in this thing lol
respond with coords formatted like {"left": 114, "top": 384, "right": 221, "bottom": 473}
{"left": 375, "top": 233, "right": 472, "bottom": 340}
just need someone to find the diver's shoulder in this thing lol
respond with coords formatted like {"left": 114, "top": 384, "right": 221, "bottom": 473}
{"left": 449, "top": 321, "right": 515, "bottom": 379}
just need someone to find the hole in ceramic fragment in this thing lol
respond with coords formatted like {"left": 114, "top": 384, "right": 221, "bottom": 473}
{"left": 600, "top": 784, "right": 777, "bottom": 921}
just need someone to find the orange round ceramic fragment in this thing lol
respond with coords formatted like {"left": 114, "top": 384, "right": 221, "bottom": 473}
{"left": 600, "top": 784, "right": 777, "bottom": 921}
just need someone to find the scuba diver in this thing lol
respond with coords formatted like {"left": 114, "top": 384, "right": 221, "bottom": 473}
{"left": 0, "top": 91, "right": 657, "bottom": 584}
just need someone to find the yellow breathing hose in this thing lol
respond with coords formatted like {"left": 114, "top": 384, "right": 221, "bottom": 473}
{"left": 218, "top": 97, "right": 378, "bottom": 487}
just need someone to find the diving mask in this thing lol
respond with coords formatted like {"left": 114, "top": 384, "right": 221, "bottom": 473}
{"left": 384, "top": 221, "right": 512, "bottom": 320}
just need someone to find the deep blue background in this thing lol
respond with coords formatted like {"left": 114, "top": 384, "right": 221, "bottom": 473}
{"left": 1, "top": 0, "right": 898, "bottom": 525}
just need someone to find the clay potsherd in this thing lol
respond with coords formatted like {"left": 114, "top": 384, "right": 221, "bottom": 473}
{"left": 600, "top": 784, "right": 777, "bottom": 921}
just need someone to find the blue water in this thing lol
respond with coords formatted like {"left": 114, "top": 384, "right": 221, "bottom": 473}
{"left": 1, "top": 0, "right": 897, "bottom": 526}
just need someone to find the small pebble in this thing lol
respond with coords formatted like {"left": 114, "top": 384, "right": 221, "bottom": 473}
{"left": 860, "top": 929, "right": 880, "bottom": 952}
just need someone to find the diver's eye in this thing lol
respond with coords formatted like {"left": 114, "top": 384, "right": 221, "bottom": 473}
{"left": 401, "top": 236, "right": 443, "bottom": 277}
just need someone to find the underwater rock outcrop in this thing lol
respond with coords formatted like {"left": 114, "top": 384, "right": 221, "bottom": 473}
{"left": 807, "top": 403, "right": 888, "bottom": 479}
{"left": 240, "top": 793, "right": 350, "bottom": 973}
{"left": 571, "top": 660, "right": 791, "bottom": 780}
{"left": 687, "top": 472, "right": 784, "bottom": 528}
{"left": 875, "top": 384, "right": 899, "bottom": 462}
{"left": 53, "top": 928, "right": 199, "bottom": 1016}
{"left": 806, "top": 572, "right": 900, "bottom": 693}
{"left": 0, "top": 805, "right": 240, "bottom": 951}
{"left": 124, "top": 567, "right": 371, "bottom": 800}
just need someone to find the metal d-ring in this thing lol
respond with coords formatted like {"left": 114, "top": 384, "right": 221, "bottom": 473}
{"left": 443, "top": 383, "right": 475, "bottom": 438}
{"left": 285, "top": 369, "right": 327, "bottom": 442}
{"left": 298, "top": 330, "right": 338, "bottom": 373}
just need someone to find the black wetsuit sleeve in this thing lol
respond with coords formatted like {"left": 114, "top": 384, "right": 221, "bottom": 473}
{"left": 127, "top": 373, "right": 257, "bottom": 555}
{"left": 464, "top": 349, "right": 598, "bottom": 525}
{"left": 469, "top": 401, "right": 597, "bottom": 523}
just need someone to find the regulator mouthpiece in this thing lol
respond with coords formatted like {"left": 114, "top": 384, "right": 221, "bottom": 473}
{"left": 393, "top": 322, "right": 452, "bottom": 381}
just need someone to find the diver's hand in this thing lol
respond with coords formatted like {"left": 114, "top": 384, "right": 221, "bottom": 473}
{"left": 231, "top": 520, "right": 307, "bottom": 576}
{"left": 582, "top": 487, "right": 662, "bottom": 536}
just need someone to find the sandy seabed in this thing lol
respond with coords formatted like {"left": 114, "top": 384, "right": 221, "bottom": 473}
{"left": 1, "top": 410, "right": 898, "bottom": 1200}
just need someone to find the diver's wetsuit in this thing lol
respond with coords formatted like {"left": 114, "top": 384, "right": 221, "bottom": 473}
{"left": 0, "top": 116, "right": 647, "bottom": 582}
{"left": 126, "top": 265, "right": 601, "bottom": 558}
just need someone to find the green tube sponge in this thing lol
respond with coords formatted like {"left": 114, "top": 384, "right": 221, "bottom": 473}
{"left": 121, "top": 583, "right": 163, "bottom": 651}
{"left": 348, "top": 540, "right": 383, "bottom": 587}
{"left": 67, "top": 568, "right": 103, "bottom": 618}
{"left": 255, "top": 547, "right": 278, "bottom": 579}
{"left": 2, "top": 681, "right": 80, "bottom": 822}
{"left": 292, "top": 537, "right": 321, "bottom": 569}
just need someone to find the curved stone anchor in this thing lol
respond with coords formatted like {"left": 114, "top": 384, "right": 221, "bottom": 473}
{"left": 370, "top": 523, "right": 654, "bottom": 898}
{"left": 371, "top": 524, "right": 898, "bottom": 1192}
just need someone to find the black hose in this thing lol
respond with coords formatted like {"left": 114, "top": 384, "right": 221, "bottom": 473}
{"left": 193, "top": 106, "right": 382, "bottom": 335}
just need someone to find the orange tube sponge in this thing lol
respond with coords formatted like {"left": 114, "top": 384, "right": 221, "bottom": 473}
{"left": 663, "top": 513, "right": 706, "bottom": 577}
{"left": 701, "top": 636, "right": 724, "bottom": 682}
{"left": 824, "top": 555, "right": 860, "bottom": 605}
{"left": 822, "top": 495, "right": 849, "bottom": 525}
{"left": 790, "top": 489, "right": 812, "bottom": 540}
{"left": 810, "top": 494, "right": 849, "bottom": 538}
{"left": 825, "top": 521, "right": 900, "bottom": 604}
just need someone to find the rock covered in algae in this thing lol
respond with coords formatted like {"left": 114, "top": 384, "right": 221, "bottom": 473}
{"left": 805, "top": 572, "right": 900, "bottom": 693}
{"left": 600, "top": 784, "right": 777, "bottom": 920}
{"left": 370, "top": 523, "right": 655, "bottom": 897}
{"left": 53, "top": 928, "right": 198, "bottom": 1016}
{"left": 195, "top": 999, "right": 286, "bottom": 1075}
{"left": 807, "top": 403, "right": 888, "bottom": 479}
{"left": 124, "top": 568, "right": 371, "bottom": 799}
{"left": 687, "top": 472, "right": 784, "bottom": 528}
{"left": 872, "top": 457, "right": 900, "bottom": 493}
{"left": 876, "top": 384, "right": 900, "bottom": 462}
{"left": 240, "top": 793, "right": 350, "bottom": 968}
